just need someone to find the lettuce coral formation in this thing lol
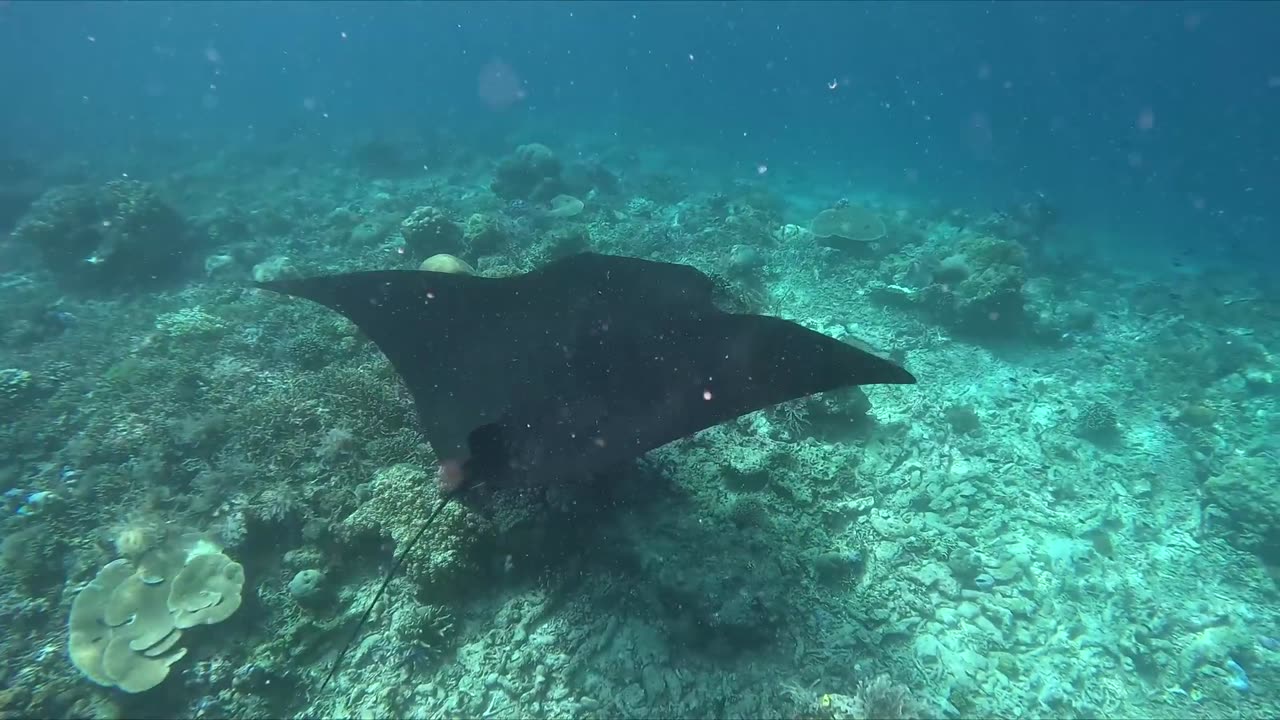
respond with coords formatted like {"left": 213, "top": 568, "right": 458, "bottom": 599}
{"left": 68, "top": 539, "right": 244, "bottom": 693}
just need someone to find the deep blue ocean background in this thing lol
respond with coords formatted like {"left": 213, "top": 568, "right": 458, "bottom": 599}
{"left": 6, "top": 3, "right": 1280, "bottom": 719}
{"left": 3, "top": 1, "right": 1277, "bottom": 271}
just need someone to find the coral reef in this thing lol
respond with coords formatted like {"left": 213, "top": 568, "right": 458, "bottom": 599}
{"left": 491, "top": 143, "right": 565, "bottom": 202}
{"left": 68, "top": 536, "right": 244, "bottom": 693}
{"left": 546, "top": 194, "right": 585, "bottom": 219}
{"left": 12, "top": 180, "right": 194, "bottom": 290}
{"left": 400, "top": 205, "right": 463, "bottom": 257}
{"left": 340, "top": 465, "right": 492, "bottom": 599}
{"left": 419, "top": 253, "right": 475, "bottom": 274}
{"left": 872, "top": 233, "right": 1041, "bottom": 341}
{"left": 0, "top": 116, "right": 1277, "bottom": 720}
{"left": 1205, "top": 454, "right": 1280, "bottom": 565}
{"left": 462, "top": 212, "right": 509, "bottom": 255}
{"left": 811, "top": 205, "right": 887, "bottom": 246}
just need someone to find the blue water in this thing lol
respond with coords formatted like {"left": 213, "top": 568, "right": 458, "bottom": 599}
{"left": 3, "top": 1, "right": 1276, "bottom": 269}
{"left": 6, "top": 3, "right": 1280, "bottom": 718}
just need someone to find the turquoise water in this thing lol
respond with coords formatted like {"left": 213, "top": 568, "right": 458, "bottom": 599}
{"left": 1, "top": 2, "right": 1278, "bottom": 718}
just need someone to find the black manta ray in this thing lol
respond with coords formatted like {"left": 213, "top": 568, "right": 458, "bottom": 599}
{"left": 257, "top": 252, "right": 915, "bottom": 688}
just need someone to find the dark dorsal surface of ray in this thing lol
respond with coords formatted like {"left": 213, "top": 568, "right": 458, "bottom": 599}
{"left": 259, "top": 252, "right": 915, "bottom": 491}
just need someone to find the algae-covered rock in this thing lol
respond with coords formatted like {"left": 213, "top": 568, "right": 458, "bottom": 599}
{"left": 12, "top": 180, "right": 193, "bottom": 289}
{"left": 491, "top": 143, "right": 564, "bottom": 201}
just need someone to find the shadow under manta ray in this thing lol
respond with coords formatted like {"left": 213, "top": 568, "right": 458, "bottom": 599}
{"left": 255, "top": 251, "right": 916, "bottom": 691}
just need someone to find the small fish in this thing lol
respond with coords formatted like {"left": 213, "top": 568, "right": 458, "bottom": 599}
{"left": 1226, "top": 658, "right": 1251, "bottom": 693}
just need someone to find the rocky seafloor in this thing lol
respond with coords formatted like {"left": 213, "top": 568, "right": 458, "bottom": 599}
{"left": 0, "top": 133, "right": 1278, "bottom": 719}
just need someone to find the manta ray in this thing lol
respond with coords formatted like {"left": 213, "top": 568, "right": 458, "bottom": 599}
{"left": 257, "top": 252, "right": 915, "bottom": 688}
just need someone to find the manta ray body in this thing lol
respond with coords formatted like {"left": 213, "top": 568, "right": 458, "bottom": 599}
{"left": 260, "top": 252, "right": 915, "bottom": 492}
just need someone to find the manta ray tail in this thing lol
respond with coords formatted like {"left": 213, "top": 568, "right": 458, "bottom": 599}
{"left": 319, "top": 495, "right": 452, "bottom": 694}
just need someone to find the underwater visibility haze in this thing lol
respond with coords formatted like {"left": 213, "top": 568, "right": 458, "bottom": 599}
{"left": 1, "top": 1, "right": 1279, "bottom": 718}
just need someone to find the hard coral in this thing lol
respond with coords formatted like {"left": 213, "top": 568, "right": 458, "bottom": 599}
{"left": 546, "top": 194, "right": 585, "bottom": 219}
{"left": 810, "top": 206, "right": 886, "bottom": 246}
{"left": 68, "top": 538, "right": 245, "bottom": 693}
{"left": 287, "top": 568, "right": 324, "bottom": 602}
{"left": 462, "top": 212, "right": 508, "bottom": 255}
{"left": 112, "top": 525, "right": 155, "bottom": 559}
{"left": 12, "top": 180, "right": 191, "bottom": 289}
{"left": 419, "top": 253, "right": 475, "bottom": 275}
{"left": 168, "top": 552, "right": 246, "bottom": 628}
{"left": 1074, "top": 401, "right": 1120, "bottom": 444}
{"left": 400, "top": 205, "right": 462, "bottom": 257}
{"left": 921, "top": 235, "right": 1031, "bottom": 339}
{"left": 491, "top": 143, "right": 564, "bottom": 202}
{"left": 69, "top": 559, "right": 182, "bottom": 694}
{"left": 341, "top": 464, "right": 491, "bottom": 599}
